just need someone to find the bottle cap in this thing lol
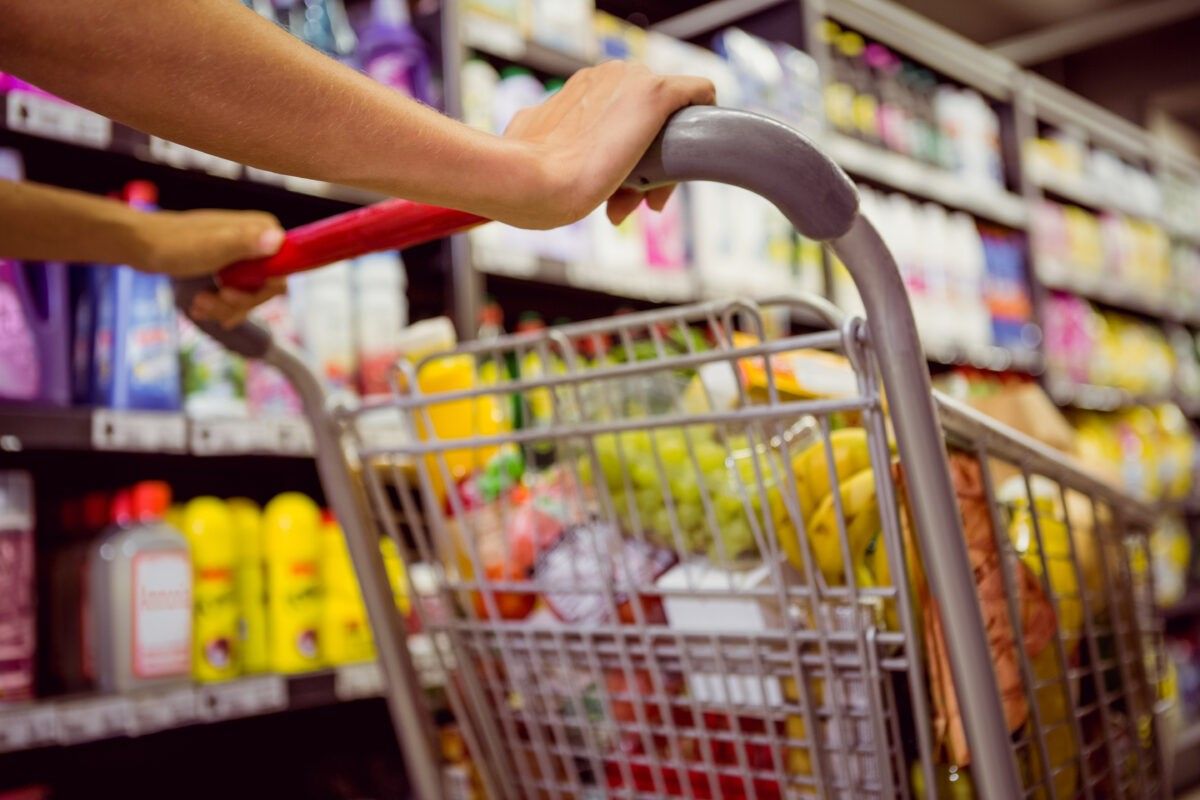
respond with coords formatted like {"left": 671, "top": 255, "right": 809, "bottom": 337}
{"left": 122, "top": 180, "right": 158, "bottom": 207}
{"left": 500, "top": 66, "right": 533, "bottom": 80}
{"left": 131, "top": 481, "right": 171, "bottom": 522}
{"left": 110, "top": 489, "right": 134, "bottom": 526}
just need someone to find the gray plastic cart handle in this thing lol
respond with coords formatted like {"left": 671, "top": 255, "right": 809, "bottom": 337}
{"left": 176, "top": 106, "right": 1020, "bottom": 799}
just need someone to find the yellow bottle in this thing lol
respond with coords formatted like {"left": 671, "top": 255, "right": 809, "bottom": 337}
{"left": 415, "top": 354, "right": 504, "bottom": 500}
{"left": 228, "top": 497, "right": 268, "bottom": 674}
{"left": 263, "top": 493, "right": 323, "bottom": 673}
{"left": 320, "top": 514, "right": 375, "bottom": 666}
{"left": 380, "top": 536, "right": 411, "bottom": 617}
{"left": 179, "top": 497, "right": 241, "bottom": 682}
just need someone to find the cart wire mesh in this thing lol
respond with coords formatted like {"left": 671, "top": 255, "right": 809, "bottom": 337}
{"left": 340, "top": 295, "right": 1165, "bottom": 800}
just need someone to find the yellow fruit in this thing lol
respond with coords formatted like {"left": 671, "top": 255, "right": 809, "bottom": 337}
{"left": 806, "top": 469, "right": 880, "bottom": 583}
{"left": 870, "top": 530, "right": 923, "bottom": 633}
{"left": 790, "top": 428, "right": 871, "bottom": 518}
{"left": 1027, "top": 648, "right": 1079, "bottom": 800}
{"left": 1010, "top": 497, "right": 1082, "bottom": 654}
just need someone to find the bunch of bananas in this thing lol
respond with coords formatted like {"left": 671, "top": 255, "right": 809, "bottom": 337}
{"left": 774, "top": 428, "right": 881, "bottom": 584}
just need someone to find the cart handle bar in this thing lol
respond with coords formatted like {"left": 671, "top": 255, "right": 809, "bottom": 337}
{"left": 174, "top": 106, "right": 1023, "bottom": 800}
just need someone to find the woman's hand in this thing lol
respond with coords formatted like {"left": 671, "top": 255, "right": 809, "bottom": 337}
{"left": 500, "top": 61, "right": 716, "bottom": 229}
{"left": 133, "top": 208, "right": 287, "bottom": 329}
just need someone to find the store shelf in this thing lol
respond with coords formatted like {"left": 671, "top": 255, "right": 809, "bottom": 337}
{"left": 1028, "top": 167, "right": 1163, "bottom": 224}
{"left": 653, "top": 0, "right": 789, "bottom": 39}
{"left": 462, "top": 13, "right": 594, "bottom": 75}
{"left": 1035, "top": 260, "right": 1190, "bottom": 324}
{"left": 924, "top": 343, "right": 1044, "bottom": 375}
{"left": 2, "top": 89, "right": 383, "bottom": 205}
{"left": 473, "top": 247, "right": 701, "bottom": 304}
{"left": 823, "top": 133, "right": 1028, "bottom": 228}
{"left": 0, "top": 664, "right": 386, "bottom": 755}
{"left": 0, "top": 406, "right": 315, "bottom": 457}
{"left": 1045, "top": 377, "right": 1172, "bottom": 412}
{"left": 1161, "top": 590, "right": 1200, "bottom": 621}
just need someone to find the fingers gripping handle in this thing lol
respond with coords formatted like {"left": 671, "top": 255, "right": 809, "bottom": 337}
{"left": 173, "top": 275, "right": 275, "bottom": 358}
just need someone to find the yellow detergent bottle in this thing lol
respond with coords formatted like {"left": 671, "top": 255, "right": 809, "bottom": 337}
{"left": 399, "top": 317, "right": 505, "bottom": 500}
{"left": 179, "top": 497, "right": 241, "bottom": 682}
{"left": 228, "top": 497, "right": 268, "bottom": 674}
{"left": 320, "top": 512, "right": 375, "bottom": 666}
{"left": 263, "top": 493, "right": 323, "bottom": 673}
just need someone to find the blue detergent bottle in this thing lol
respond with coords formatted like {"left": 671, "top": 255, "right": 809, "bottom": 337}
{"left": 0, "top": 149, "right": 71, "bottom": 406}
{"left": 89, "top": 182, "right": 182, "bottom": 411}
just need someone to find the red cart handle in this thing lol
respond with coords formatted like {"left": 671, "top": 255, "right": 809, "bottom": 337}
{"left": 218, "top": 198, "right": 485, "bottom": 290}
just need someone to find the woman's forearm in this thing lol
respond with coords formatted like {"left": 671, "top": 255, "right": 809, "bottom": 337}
{"left": 0, "top": 180, "right": 145, "bottom": 265}
{"left": 1, "top": 0, "right": 544, "bottom": 219}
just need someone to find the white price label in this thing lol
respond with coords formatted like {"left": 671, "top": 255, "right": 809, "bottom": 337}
{"left": 6, "top": 91, "right": 112, "bottom": 149}
{"left": 57, "top": 696, "right": 131, "bottom": 744}
{"left": 128, "top": 686, "right": 197, "bottom": 735}
{"left": 334, "top": 662, "right": 383, "bottom": 701}
{"left": 147, "top": 137, "right": 242, "bottom": 179}
{"left": 190, "top": 417, "right": 276, "bottom": 455}
{"left": 92, "top": 410, "right": 188, "bottom": 452}
{"left": 244, "top": 166, "right": 291, "bottom": 187}
{"left": 198, "top": 675, "right": 286, "bottom": 721}
{"left": 274, "top": 417, "right": 314, "bottom": 455}
{"left": 0, "top": 705, "right": 56, "bottom": 752}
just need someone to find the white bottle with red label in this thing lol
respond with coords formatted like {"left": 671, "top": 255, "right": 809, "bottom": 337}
{"left": 88, "top": 481, "right": 193, "bottom": 692}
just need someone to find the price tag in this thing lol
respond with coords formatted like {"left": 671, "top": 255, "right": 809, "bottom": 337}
{"left": 334, "top": 662, "right": 384, "bottom": 701}
{"left": 147, "top": 137, "right": 242, "bottom": 179}
{"left": 275, "top": 417, "right": 314, "bottom": 455}
{"left": 92, "top": 410, "right": 188, "bottom": 452}
{"left": 6, "top": 91, "right": 112, "bottom": 149}
{"left": 0, "top": 705, "right": 57, "bottom": 752}
{"left": 190, "top": 417, "right": 276, "bottom": 455}
{"left": 244, "top": 166, "right": 291, "bottom": 187}
{"left": 198, "top": 675, "right": 286, "bottom": 721}
{"left": 57, "top": 696, "right": 131, "bottom": 744}
{"left": 128, "top": 686, "right": 197, "bottom": 735}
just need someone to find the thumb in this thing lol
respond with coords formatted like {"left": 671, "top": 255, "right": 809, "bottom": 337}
{"left": 208, "top": 215, "right": 285, "bottom": 269}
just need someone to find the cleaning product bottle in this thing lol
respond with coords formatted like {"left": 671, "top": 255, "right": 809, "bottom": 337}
{"left": 180, "top": 497, "right": 241, "bottom": 682}
{"left": 246, "top": 295, "right": 303, "bottom": 416}
{"left": 228, "top": 498, "right": 268, "bottom": 674}
{"left": 320, "top": 512, "right": 374, "bottom": 666}
{"left": 0, "top": 150, "right": 70, "bottom": 406}
{"left": 0, "top": 471, "right": 34, "bottom": 703}
{"left": 89, "top": 482, "right": 192, "bottom": 692}
{"left": 354, "top": 251, "right": 408, "bottom": 399}
{"left": 294, "top": 261, "right": 357, "bottom": 404}
{"left": 461, "top": 59, "right": 500, "bottom": 133}
{"left": 491, "top": 67, "right": 545, "bottom": 135}
{"left": 179, "top": 314, "right": 247, "bottom": 418}
{"left": 287, "top": 0, "right": 338, "bottom": 55}
{"left": 90, "top": 182, "right": 182, "bottom": 411}
{"left": 263, "top": 493, "right": 323, "bottom": 673}
{"left": 358, "top": 0, "right": 431, "bottom": 103}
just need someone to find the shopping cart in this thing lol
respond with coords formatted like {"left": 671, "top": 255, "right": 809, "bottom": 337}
{"left": 178, "top": 107, "right": 1169, "bottom": 799}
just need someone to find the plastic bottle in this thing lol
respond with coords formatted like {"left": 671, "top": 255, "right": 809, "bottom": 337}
{"left": 179, "top": 497, "right": 241, "bottom": 682}
{"left": 320, "top": 513, "right": 374, "bottom": 666}
{"left": 246, "top": 295, "right": 304, "bottom": 416}
{"left": 354, "top": 252, "right": 408, "bottom": 399}
{"left": 179, "top": 315, "right": 247, "bottom": 418}
{"left": 491, "top": 67, "right": 545, "bottom": 135}
{"left": 294, "top": 261, "right": 357, "bottom": 403}
{"left": 359, "top": 0, "right": 431, "bottom": 102}
{"left": 90, "top": 182, "right": 182, "bottom": 411}
{"left": 286, "top": 0, "right": 338, "bottom": 55}
{"left": 263, "top": 493, "right": 323, "bottom": 673}
{"left": 0, "top": 471, "right": 34, "bottom": 703}
{"left": 228, "top": 498, "right": 269, "bottom": 674}
{"left": 461, "top": 59, "right": 500, "bottom": 133}
{"left": 89, "top": 482, "right": 192, "bottom": 692}
{"left": 0, "top": 150, "right": 70, "bottom": 406}
{"left": 47, "top": 491, "right": 108, "bottom": 693}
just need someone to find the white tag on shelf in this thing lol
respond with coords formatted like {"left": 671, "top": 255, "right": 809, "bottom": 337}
{"left": 0, "top": 705, "right": 57, "bottom": 752}
{"left": 6, "top": 91, "right": 113, "bottom": 149}
{"left": 334, "top": 662, "right": 383, "bottom": 701}
{"left": 274, "top": 417, "right": 315, "bottom": 455}
{"left": 198, "top": 675, "right": 287, "bottom": 721}
{"left": 147, "top": 137, "right": 242, "bottom": 179}
{"left": 92, "top": 410, "right": 188, "bottom": 452}
{"left": 244, "top": 166, "right": 291, "bottom": 187}
{"left": 128, "top": 685, "right": 197, "bottom": 735}
{"left": 57, "top": 696, "right": 132, "bottom": 744}
{"left": 190, "top": 417, "right": 276, "bottom": 455}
